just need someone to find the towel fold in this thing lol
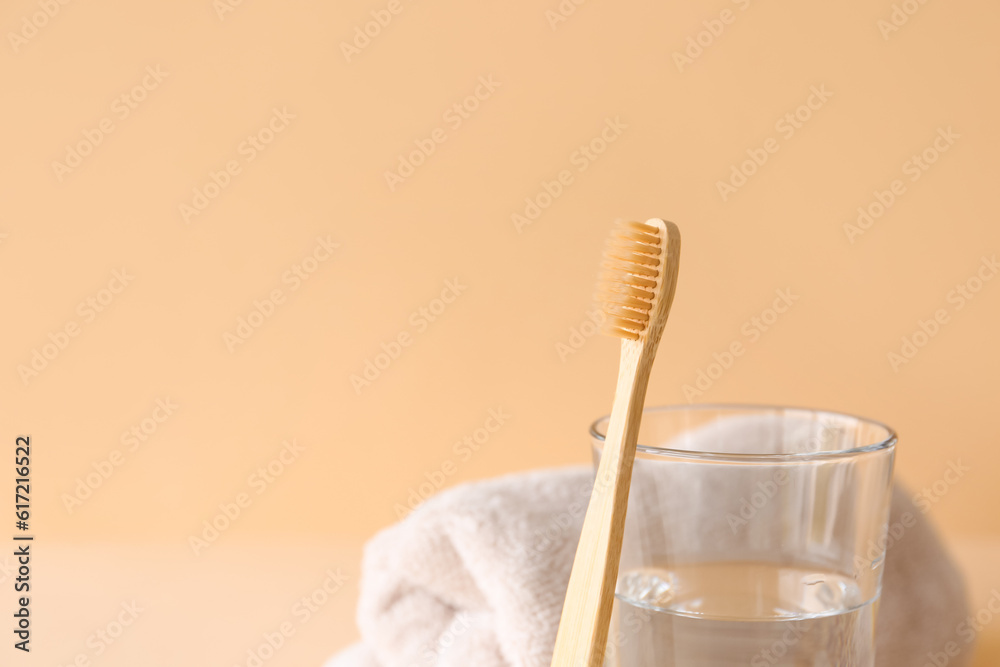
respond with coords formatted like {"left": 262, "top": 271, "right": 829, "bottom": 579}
{"left": 331, "top": 418, "right": 970, "bottom": 666}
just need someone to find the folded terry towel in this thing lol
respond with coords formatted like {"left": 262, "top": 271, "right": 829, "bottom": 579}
{"left": 330, "top": 418, "right": 970, "bottom": 667}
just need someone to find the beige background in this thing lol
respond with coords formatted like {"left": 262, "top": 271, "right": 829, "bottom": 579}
{"left": 1, "top": 0, "right": 998, "bottom": 664}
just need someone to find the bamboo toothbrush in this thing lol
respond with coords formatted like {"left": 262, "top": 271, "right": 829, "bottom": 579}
{"left": 551, "top": 218, "right": 681, "bottom": 667}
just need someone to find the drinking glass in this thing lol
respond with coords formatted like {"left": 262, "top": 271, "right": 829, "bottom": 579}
{"left": 590, "top": 404, "right": 896, "bottom": 667}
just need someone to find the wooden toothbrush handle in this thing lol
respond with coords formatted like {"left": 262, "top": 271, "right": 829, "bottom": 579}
{"left": 551, "top": 343, "right": 653, "bottom": 667}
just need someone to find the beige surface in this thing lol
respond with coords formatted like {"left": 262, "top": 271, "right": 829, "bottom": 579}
{"left": 0, "top": 0, "right": 998, "bottom": 662}
{"left": 16, "top": 541, "right": 364, "bottom": 666}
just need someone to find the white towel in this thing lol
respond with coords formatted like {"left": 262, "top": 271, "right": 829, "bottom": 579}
{"left": 330, "top": 418, "right": 971, "bottom": 667}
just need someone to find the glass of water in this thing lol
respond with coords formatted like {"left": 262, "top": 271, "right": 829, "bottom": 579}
{"left": 591, "top": 405, "right": 896, "bottom": 667}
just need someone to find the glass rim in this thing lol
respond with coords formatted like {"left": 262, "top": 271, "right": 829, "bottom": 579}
{"left": 589, "top": 403, "right": 897, "bottom": 462}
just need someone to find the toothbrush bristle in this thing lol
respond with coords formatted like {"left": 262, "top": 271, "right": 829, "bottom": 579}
{"left": 596, "top": 221, "right": 662, "bottom": 340}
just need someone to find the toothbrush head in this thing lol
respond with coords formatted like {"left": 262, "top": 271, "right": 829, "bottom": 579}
{"left": 596, "top": 219, "right": 681, "bottom": 342}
